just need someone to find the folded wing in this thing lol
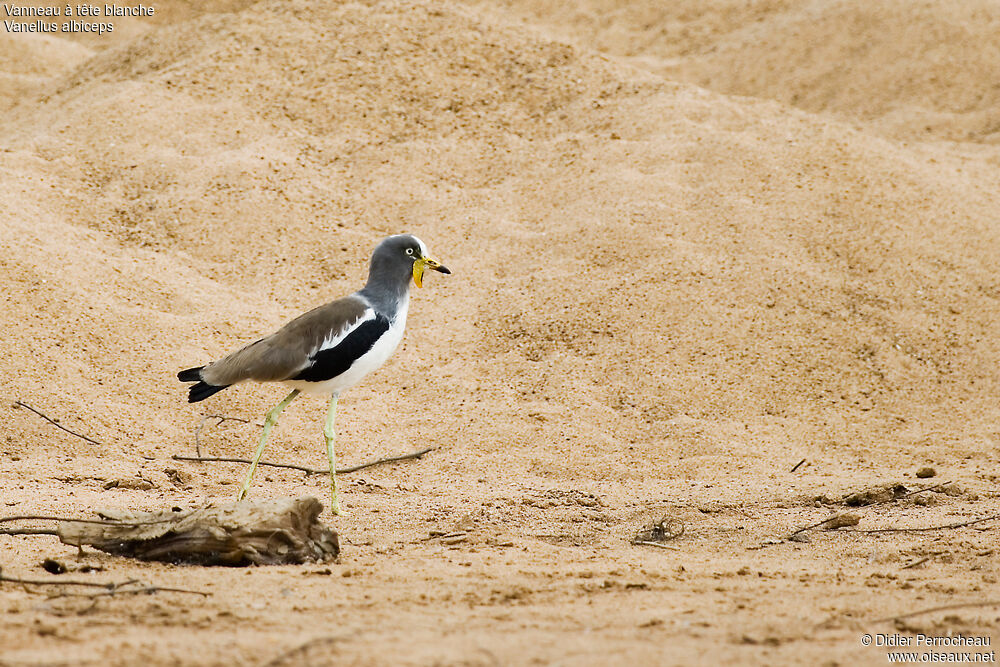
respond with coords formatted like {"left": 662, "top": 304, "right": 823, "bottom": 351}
{"left": 199, "top": 295, "right": 373, "bottom": 386}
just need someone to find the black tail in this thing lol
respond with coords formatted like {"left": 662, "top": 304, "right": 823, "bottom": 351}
{"left": 178, "top": 365, "right": 230, "bottom": 403}
{"left": 178, "top": 366, "right": 204, "bottom": 382}
{"left": 188, "top": 381, "right": 229, "bottom": 403}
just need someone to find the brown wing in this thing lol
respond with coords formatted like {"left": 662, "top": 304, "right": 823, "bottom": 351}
{"left": 200, "top": 295, "right": 371, "bottom": 386}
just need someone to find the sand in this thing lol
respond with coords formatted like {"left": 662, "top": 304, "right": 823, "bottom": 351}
{"left": 2, "top": 1, "right": 999, "bottom": 664}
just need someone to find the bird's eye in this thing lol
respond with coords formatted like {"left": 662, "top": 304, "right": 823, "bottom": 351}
{"left": 405, "top": 248, "right": 414, "bottom": 255}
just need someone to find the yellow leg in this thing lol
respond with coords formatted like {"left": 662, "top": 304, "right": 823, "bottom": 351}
{"left": 324, "top": 392, "right": 342, "bottom": 515}
{"left": 237, "top": 389, "right": 300, "bottom": 501}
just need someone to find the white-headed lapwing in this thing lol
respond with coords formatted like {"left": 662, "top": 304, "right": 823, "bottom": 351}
{"left": 178, "top": 234, "right": 450, "bottom": 515}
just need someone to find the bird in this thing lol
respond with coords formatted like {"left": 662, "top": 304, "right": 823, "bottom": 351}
{"left": 177, "top": 234, "right": 450, "bottom": 515}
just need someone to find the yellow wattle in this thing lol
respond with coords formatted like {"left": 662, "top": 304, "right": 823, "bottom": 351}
{"left": 412, "top": 260, "right": 426, "bottom": 288}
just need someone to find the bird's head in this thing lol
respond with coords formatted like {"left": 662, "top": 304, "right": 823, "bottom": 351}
{"left": 370, "top": 234, "right": 451, "bottom": 289}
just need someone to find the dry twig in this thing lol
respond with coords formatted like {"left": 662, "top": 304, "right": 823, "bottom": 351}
{"left": 873, "top": 600, "right": 1000, "bottom": 624}
{"left": 0, "top": 569, "right": 209, "bottom": 598}
{"left": 0, "top": 527, "right": 59, "bottom": 536}
{"left": 171, "top": 447, "right": 434, "bottom": 476}
{"left": 12, "top": 400, "right": 100, "bottom": 446}
{"left": 900, "top": 556, "right": 932, "bottom": 570}
{"left": 633, "top": 540, "right": 681, "bottom": 551}
{"left": 786, "top": 514, "right": 853, "bottom": 538}
{"left": 172, "top": 454, "right": 323, "bottom": 474}
{"left": 784, "top": 481, "right": 958, "bottom": 540}
{"left": 844, "top": 512, "right": 1000, "bottom": 535}
{"left": 264, "top": 637, "right": 343, "bottom": 667}
{"left": 894, "top": 481, "right": 953, "bottom": 502}
{"left": 194, "top": 414, "right": 253, "bottom": 457}
{"left": 49, "top": 583, "right": 210, "bottom": 599}
{"left": 0, "top": 514, "right": 189, "bottom": 527}
{"left": 790, "top": 458, "right": 807, "bottom": 473}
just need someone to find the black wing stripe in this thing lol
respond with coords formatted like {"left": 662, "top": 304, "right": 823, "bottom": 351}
{"left": 292, "top": 316, "right": 391, "bottom": 382}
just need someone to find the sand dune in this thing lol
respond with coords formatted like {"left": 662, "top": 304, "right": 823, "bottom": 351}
{"left": 486, "top": 0, "right": 1000, "bottom": 142}
{"left": 3, "top": 1, "right": 999, "bottom": 664}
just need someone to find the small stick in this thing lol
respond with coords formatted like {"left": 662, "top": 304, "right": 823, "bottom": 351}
{"left": 337, "top": 447, "right": 434, "bottom": 474}
{"left": 194, "top": 415, "right": 253, "bottom": 457}
{"left": 893, "top": 481, "right": 952, "bottom": 502}
{"left": 12, "top": 400, "right": 100, "bottom": 446}
{"left": 790, "top": 458, "right": 807, "bottom": 473}
{"left": 784, "top": 481, "right": 956, "bottom": 541}
{"left": 0, "top": 569, "right": 209, "bottom": 598}
{"left": 203, "top": 415, "right": 252, "bottom": 425}
{"left": 171, "top": 447, "right": 435, "bottom": 476}
{"left": 171, "top": 455, "right": 324, "bottom": 475}
{"left": 872, "top": 600, "right": 1000, "bottom": 624}
{"left": 901, "top": 556, "right": 932, "bottom": 570}
{"left": 0, "top": 527, "right": 59, "bottom": 536}
{"left": 787, "top": 514, "right": 850, "bottom": 538}
{"left": 0, "top": 514, "right": 191, "bottom": 527}
{"left": 632, "top": 540, "right": 681, "bottom": 551}
{"left": 0, "top": 573, "right": 136, "bottom": 589}
{"left": 844, "top": 513, "right": 1000, "bottom": 534}
{"left": 264, "top": 637, "right": 342, "bottom": 667}
{"left": 49, "top": 584, "right": 210, "bottom": 599}
{"left": 194, "top": 418, "right": 210, "bottom": 458}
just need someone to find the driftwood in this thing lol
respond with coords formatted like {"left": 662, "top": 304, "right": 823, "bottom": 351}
{"left": 53, "top": 496, "right": 338, "bottom": 566}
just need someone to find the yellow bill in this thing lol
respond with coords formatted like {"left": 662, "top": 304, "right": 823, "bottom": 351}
{"left": 412, "top": 256, "right": 450, "bottom": 288}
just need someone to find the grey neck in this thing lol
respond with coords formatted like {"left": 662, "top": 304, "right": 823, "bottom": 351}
{"left": 359, "top": 260, "right": 411, "bottom": 316}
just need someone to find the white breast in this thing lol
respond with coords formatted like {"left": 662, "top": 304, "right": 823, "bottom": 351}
{"left": 284, "top": 297, "right": 409, "bottom": 396}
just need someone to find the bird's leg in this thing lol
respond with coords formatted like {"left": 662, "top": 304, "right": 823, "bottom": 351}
{"left": 324, "top": 392, "right": 342, "bottom": 515}
{"left": 237, "top": 389, "right": 300, "bottom": 502}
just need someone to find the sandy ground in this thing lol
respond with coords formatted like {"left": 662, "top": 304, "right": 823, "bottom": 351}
{"left": 2, "top": 1, "right": 1000, "bottom": 664}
